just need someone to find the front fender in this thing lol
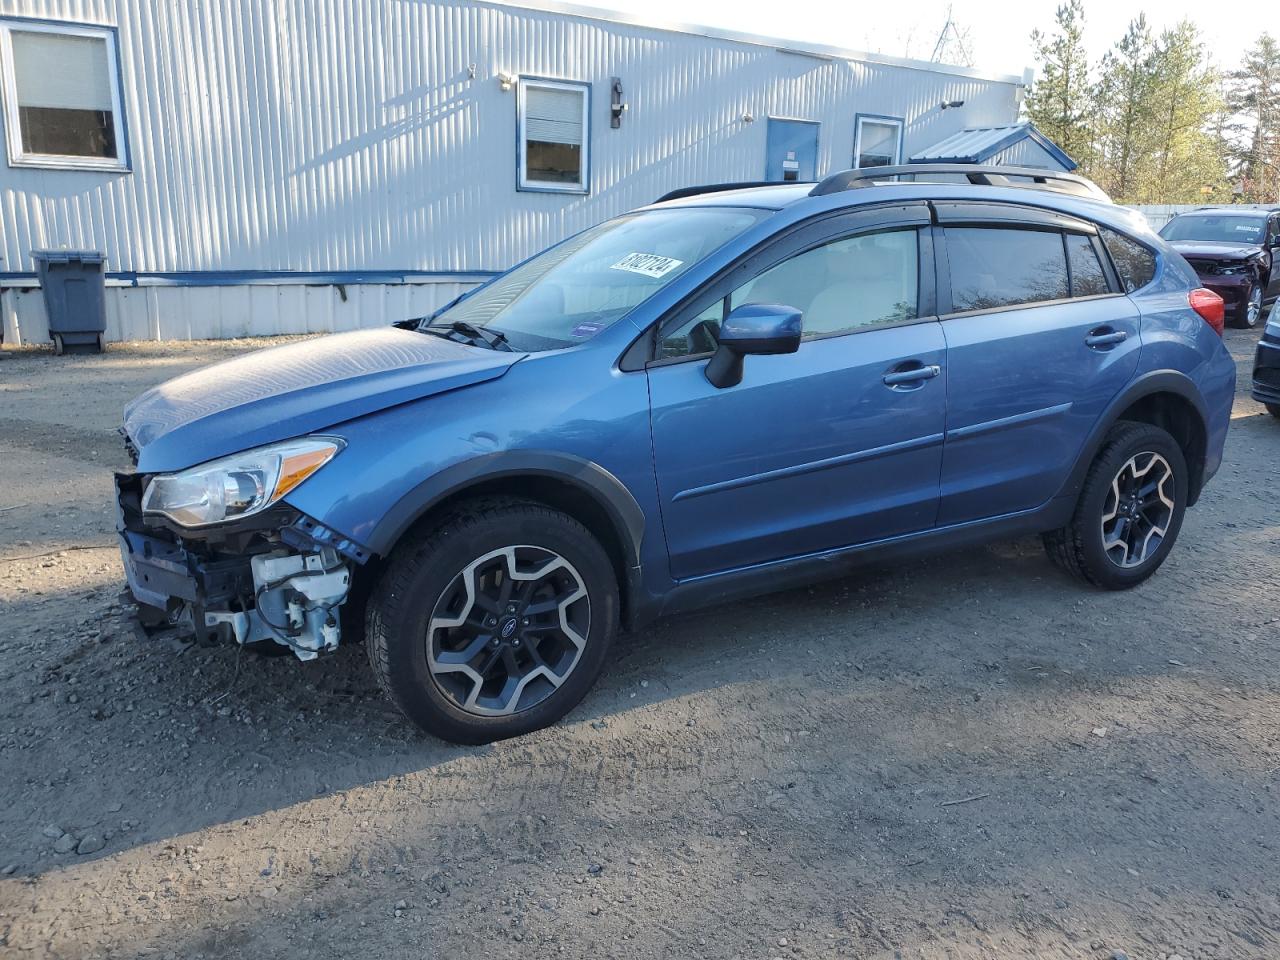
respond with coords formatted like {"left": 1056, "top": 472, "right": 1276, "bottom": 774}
{"left": 366, "top": 449, "right": 646, "bottom": 565}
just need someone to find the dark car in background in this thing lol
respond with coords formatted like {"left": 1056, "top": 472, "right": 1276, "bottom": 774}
{"left": 1158, "top": 208, "right": 1280, "bottom": 328}
{"left": 1253, "top": 313, "right": 1280, "bottom": 419}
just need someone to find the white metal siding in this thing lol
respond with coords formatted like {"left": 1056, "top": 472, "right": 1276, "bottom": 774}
{"left": 1, "top": 280, "right": 472, "bottom": 344}
{"left": 0, "top": 0, "right": 1025, "bottom": 341}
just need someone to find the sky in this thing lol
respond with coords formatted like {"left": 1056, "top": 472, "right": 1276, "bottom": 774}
{"left": 601, "top": 0, "right": 1266, "bottom": 79}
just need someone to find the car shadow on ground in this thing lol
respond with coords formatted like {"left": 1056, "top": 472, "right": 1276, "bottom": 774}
{"left": 4, "top": 516, "right": 1268, "bottom": 879}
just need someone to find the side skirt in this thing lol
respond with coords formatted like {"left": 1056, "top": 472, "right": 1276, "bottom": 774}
{"left": 650, "top": 496, "right": 1076, "bottom": 622}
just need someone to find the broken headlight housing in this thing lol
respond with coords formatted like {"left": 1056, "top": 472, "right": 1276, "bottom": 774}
{"left": 141, "top": 438, "right": 343, "bottom": 528}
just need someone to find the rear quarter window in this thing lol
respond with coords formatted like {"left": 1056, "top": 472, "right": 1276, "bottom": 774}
{"left": 1100, "top": 227, "right": 1157, "bottom": 292}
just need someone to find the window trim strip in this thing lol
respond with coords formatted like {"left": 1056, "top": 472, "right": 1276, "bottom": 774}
{"left": 0, "top": 16, "right": 130, "bottom": 172}
{"left": 516, "top": 75, "right": 591, "bottom": 195}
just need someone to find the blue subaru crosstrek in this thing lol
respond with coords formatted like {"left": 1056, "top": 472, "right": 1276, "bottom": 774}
{"left": 116, "top": 165, "right": 1236, "bottom": 743}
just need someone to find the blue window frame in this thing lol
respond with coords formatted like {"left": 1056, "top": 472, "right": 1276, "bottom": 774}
{"left": 853, "top": 113, "right": 903, "bottom": 169}
{"left": 0, "top": 17, "right": 129, "bottom": 171}
{"left": 517, "top": 77, "right": 590, "bottom": 194}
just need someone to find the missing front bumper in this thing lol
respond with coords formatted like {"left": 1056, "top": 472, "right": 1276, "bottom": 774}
{"left": 115, "top": 473, "right": 353, "bottom": 661}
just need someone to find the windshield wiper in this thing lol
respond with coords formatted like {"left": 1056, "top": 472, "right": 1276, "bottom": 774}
{"left": 418, "top": 320, "right": 513, "bottom": 351}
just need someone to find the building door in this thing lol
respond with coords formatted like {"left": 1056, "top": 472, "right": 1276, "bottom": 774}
{"left": 765, "top": 118, "right": 819, "bottom": 183}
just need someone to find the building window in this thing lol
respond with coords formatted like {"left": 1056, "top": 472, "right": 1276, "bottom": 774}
{"left": 518, "top": 78, "right": 589, "bottom": 193}
{"left": 854, "top": 115, "right": 903, "bottom": 169}
{"left": 0, "top": 20, "right": 127, "bottom": 170}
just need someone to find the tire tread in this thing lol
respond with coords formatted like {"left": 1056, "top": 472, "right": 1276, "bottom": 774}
{"left": 1042, "top": 420, "right": 1182, "bottom": 588}
{"left": 365, "top": 496, "right": 614, "bottom": 740}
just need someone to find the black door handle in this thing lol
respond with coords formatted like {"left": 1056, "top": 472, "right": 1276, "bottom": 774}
{"left": 882, "top": 363, "right": 941, "bottom": 387}
{"left": 1085, "top": 329, "right": 1127, "bottom": 348}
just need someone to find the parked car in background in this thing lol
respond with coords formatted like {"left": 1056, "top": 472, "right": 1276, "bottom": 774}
{"left": 1253, "top": 312, "right": 1280, "bottom": 419}
{"left": 115, "top": 165, "right": 1235, "bottom": 744}
{"left": 1158, "top": 207, "right": 1280, "bottom": 328}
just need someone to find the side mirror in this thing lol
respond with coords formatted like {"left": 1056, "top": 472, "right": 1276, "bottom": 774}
{"left": 705, "top": 303, "right": 802, "bottom": 389}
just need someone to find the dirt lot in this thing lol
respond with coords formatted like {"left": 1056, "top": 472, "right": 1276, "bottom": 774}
{"left": 0, "top": 328, "right": 1277, "bottom": 959}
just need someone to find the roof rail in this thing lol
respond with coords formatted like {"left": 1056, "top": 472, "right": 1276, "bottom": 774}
{"left": 655, "top": 181, "right": 807, "bottom": 203}
{"left": 810, "top": 164, "right": 1111, "bottom": 202}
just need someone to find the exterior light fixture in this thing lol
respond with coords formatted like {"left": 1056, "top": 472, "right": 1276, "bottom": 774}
{"left": 497, "top": 72, "right": 515, "bottom": 92}
{"left": 939, "top": 99, "right": 965, "bottom": 110}
{"left": 610, "top": 77, "right": 626, "bottom": 128}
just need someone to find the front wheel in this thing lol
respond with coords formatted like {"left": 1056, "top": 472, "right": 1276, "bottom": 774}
{"left": 366, "top": 499, "right": 618, "bottom": 744}
{"left": 1043, "top": 421, "right": 1188, "bottom": 590}
{"left": 1233, "top": 280, "right": 1263, "bottom": 328}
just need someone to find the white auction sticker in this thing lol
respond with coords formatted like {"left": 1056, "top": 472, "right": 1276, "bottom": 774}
{"left": 610, "top": 252, "right": 684, "bottom": 279}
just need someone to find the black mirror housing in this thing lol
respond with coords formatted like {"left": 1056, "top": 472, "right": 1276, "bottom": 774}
{"left": 705, "top": 303, "right": 802, "bottom": 388}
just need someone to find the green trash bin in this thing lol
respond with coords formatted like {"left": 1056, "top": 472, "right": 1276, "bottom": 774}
{"left": 32, "top": 250, "right": 107, "bottom": 355}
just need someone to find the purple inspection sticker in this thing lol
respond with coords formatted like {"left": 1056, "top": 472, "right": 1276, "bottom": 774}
{"left": 570, "top": 321, "right": 606, "bottom": 338}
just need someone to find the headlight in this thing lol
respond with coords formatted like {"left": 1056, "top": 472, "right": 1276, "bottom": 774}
{"left": 1219, "top": 264, "right": 1250, "bottom": 276}
{"left": 141, "top": 437, "right": 343, "bottom": 527}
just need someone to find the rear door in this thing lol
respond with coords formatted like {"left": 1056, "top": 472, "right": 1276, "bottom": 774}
{"left": 934, "top": 203, "right": 1142, "bottom": 525}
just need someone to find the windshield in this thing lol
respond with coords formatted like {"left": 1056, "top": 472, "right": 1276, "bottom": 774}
{"left": 1160, "top": 214, "right": 1265, "bottom": 244}
{"left": 429, "top": 207, "right": 769, "bottom": 350}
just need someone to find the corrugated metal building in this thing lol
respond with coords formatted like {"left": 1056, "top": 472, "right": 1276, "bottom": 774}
{"left": 0, "top": 0, "right": 1033, "bottom": 344}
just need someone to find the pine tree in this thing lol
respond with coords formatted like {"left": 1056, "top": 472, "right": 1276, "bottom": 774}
{"left": 1093, "top": 16, "right": 1156, "bottom": 201}
{"left": 1229, "top": 35, "right": 1280, "bottom": 202}
{"left": 1024, "top": 0, "right": 1094, "bottom": 169}
{"left": 1142, "top": 21, "right": 1227, "bottom": 204}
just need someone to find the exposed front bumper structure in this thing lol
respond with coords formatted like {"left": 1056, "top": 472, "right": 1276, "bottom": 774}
{"left": 115, "top": 471, "right": 354, "bottom": 660}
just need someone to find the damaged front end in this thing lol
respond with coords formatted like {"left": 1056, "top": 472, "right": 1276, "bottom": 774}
{"left": 114, "top": 470, "right": 365, "bottom": 660}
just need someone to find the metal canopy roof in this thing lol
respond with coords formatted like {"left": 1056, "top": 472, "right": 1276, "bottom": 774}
{"left": 910, "top": 123, "right": 1076, "bottom": 170}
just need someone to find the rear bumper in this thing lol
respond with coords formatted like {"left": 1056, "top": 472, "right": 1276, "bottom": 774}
{"left": 1253, "top": 334, "right": 1280, "bottom": 406}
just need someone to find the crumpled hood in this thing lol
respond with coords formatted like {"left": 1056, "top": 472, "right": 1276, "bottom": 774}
{"left": 124, "top": 328, "right": 524, "bottom": 472}
{"left": 1168, "top": 240, "right": 1261, "bottom": 260}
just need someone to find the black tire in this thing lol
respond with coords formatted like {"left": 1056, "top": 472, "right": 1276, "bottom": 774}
{"left": 1231, "top": 280, "right": 1263, "bottom": 329}
{"left": 1267, "top": 403, "right": 1280, "bottom": 420}
{"left": 1042, "top": 421, "right": 1188, "bottom": 590}
{"left": 52, "top": 333, "right": 64, "bottom": 356}
{"left": 365, "top": 498, "right": 618, "bottom": 744}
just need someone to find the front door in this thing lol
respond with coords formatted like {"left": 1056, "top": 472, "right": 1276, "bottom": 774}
{"left": 935, "top": 210, "right": 1142, "bottom": 525}
{"left": 1266, "top": 214, "right": 1280, "bottom": 299}
{"left": 765, "top": 118, "right": 819, "bottom": 183}
{"left": 646, "top": 205, "right": 948, "bottom": 580}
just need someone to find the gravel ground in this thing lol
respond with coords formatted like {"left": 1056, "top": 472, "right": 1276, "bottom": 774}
{"left": 0, "top": 328, "right": 1277, "bottom": 959}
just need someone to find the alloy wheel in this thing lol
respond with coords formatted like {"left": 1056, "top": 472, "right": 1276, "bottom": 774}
{"left": 426, "top": 545, "right": 590, "bottom": 716}
{"left": 1099, "top": 452, "right": 1176, "bottom": 569}
{"left": 1246, "top": 284, "right": 1263, "bottom": 326}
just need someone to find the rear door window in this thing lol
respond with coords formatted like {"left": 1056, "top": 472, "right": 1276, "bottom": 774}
{"left": 1100, "top": 228, "right": 1157, "bottom": 292}
{"left": 1065, "top": 233, "right": 1111, "bottom": 297}
{"left": 945, "top": 227, "right": 1069, "bottom": 312}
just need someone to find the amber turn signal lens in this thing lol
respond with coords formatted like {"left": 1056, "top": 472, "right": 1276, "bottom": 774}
{"left": 272, "top": 445, "right": 340, "bottom": 500}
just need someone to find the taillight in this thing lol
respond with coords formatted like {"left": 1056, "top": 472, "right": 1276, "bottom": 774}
{"left": 1189, "top": 287, "right": 1224, "bottom": 336}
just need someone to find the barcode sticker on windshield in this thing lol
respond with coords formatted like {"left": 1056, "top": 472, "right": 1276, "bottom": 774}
{"left": 611, "top": 252, "right": 684, "bottom": 279}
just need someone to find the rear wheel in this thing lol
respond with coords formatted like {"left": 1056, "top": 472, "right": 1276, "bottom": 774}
{"left": 1043, "top": 421, "right": 1187, "bottom": 589}
{"left": 366, "top": 498, "right": 618, "bottom": 743}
